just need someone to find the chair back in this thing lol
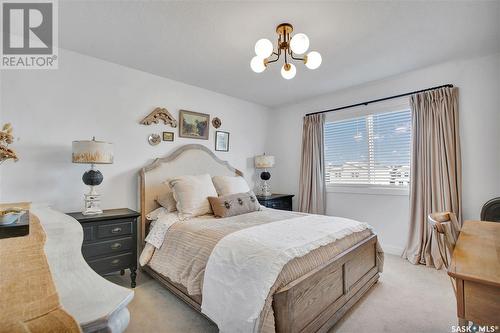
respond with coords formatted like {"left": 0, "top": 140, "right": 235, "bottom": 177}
{"left": 427, "top": 212, "right": 461, "bottom": 269}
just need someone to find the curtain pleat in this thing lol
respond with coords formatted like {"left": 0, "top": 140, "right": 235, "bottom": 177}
{"left": 298, "top": 114, "right": 326, "bottom": 214}
{"left": 403, "top": 87, "right": 462, "bottom": 269}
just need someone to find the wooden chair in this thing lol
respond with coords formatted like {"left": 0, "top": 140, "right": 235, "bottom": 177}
{"left": 428, "top": 212, "right": 461, "bottom": 293}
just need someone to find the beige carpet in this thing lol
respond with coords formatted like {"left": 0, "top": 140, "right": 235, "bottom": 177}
{"left": 107, "top": 254, "right": 456, "bottom": 333}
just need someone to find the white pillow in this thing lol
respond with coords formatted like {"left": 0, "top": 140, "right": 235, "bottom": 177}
{"left": 156, "top": 186, "right": 177, "bottom": 212}
{"left": 168, "top": 174, "right": 218, "bottom": 219}
{"left": 212, "top": 176, "right": 250, "bottom": 196}
{"left": 146, "top": 207, "right": 168, "bottom": 221}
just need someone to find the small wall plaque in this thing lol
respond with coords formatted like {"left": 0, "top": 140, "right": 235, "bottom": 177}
{"left": 148, "top": 134, "right": 161, "bottom": 146}
{"left": 163, "top": 132, "right": 174, "bottom": 142}
{"left": 212, "top": 117, "right": 222, "bottom": 129}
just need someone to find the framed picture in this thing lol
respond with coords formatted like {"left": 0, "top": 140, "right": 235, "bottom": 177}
{"left": 215, "top": 131, "right": 230, "bottom": 152}
{"left": 163, "top": 131, "right": 174, "bottom": 141}
{"left": 179, "top": 110, "right": 210, "bottom": 140}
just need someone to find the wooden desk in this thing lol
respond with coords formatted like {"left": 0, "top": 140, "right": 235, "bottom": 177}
{"left": 448, "top": 220, "right": 500, "bottom": 326}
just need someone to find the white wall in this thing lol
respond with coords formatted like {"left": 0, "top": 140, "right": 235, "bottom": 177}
{"left": 2, "top": 49, "right": 499, "bottom": 254}
{"left": 267, "top": 54, "right": 500, "bottom": 254}
{"left": 0, "top": 49, "right": 270, "bottom": 212}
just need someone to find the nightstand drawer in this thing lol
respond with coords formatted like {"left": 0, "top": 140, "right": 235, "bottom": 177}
{"left": 83, "top": 226, "right": 93, "bottom": 241}
{"left": 87, "top": 252, "right": 135, "bottom": 273}
{"left": 82, "top": 237, "right": 134, "bottom": 258}
{"left": 97, "top": 220, "right": 132, "bottom": 239}
{"left": 257, "top": 194, "right": 294, "bottom": 211}
{"left": 264, "top": 200, "right": 282, "bottom": 209}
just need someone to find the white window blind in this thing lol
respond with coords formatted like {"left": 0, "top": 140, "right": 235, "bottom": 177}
{"left": 324, "top": 109, "right": 411, "bottom": 186}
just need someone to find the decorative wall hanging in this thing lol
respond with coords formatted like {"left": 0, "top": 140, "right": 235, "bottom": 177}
{"left": 179, "top": 110, "right": 210, "bottom": 140}
{"left": 140, "top": 107, "right": 177, "bottom": 127}
{"left": 163, "top": 132, "right": 174, "bottom": 142}
{"left": 215, "top": 131, "right": 230, "bottom": 152}
{"left": 0, "top": 123, "right": 18, "bottom": 164}
{"left": 250, "top": 23, "right": 322, "bottom": 79}
{"left": 212, "top": 117, "right": 222, "bottom": 129}
{"left": 148, "top": 134, "right": 161, "bottom": 146}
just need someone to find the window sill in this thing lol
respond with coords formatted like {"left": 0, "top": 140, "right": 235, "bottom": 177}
{"left": 326, "top": 185, "right": 409, "bottom": 196}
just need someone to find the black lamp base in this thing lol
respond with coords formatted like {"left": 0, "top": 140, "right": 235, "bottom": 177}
{"left": 81, "top": 167, "right": 104, "bottom": 215}
{"left": 259, "top": 171, "right": 272, "bottom": 196}
{"left": 82, "top": 169, "right": 103, "bottom": 186}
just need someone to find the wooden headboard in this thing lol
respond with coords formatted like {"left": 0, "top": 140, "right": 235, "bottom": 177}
{"left": 139, "top": 144, "right": 243, "bottom": 249}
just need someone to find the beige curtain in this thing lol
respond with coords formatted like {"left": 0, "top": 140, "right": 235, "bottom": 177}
{"left": 298, "top": 114, "right": 326, "bottom": 214}
{"left": 403, "top": 87, "right": 462, "bottom": 269}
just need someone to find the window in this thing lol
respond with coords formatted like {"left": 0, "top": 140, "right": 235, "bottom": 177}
{"left": 324, "top": 108, "right": 411, "bottom": 187}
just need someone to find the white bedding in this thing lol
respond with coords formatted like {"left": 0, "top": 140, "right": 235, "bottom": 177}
{"left": 201, "top": 214, "right": 371, "bottom": 333}
{"left": 139, "top": 211, "right": 182, "bottom": 266}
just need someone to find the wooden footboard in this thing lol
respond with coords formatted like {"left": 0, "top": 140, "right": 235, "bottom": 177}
{"left": 273, "top": 235, "right": 379, "bottom": 333}
{"left": 142, "top": 235, "right": 379, "bottom": 333}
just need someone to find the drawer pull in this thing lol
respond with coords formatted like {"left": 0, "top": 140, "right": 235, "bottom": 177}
{"left": 111, "top": 259, "right": 121, "bottom": 265}
{"left": 111, "top": 227, "right": 122, "bottom": 234}
{"left": 111, "top": 243, "right": 122, "bottom": 250}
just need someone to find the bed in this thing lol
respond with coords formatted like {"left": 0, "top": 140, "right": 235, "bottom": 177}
{"left": 139, "top": 144, "right": 382, "bottom": 333}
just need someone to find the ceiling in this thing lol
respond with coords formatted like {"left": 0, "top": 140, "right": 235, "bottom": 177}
{"left": 59, "top": 1, "right": 500, "bottom": 107}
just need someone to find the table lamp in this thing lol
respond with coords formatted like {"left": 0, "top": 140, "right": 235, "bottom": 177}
{"left": 254, "top": 154, "right": 275, "bottom": 196}
{"left": 72, "top": 137, "right": 113, "bottom": 215}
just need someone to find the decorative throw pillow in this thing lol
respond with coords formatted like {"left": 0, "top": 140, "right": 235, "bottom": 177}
{"left": 156, "top": 189, "right": 177, "bottom": 212}
{"left": 208, "top": 191, "right": 260, "bottom": 218}
{"left": 168, "top": 174, "right": 218, "bottom": 219}
{"left": 212, "top": 176, "right": 250, "bottom": 196}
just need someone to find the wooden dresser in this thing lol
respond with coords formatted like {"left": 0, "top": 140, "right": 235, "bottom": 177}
{"left": 67, "top": 209, "right": 140, "bottom": 288}
{"left": 448, "top": 220, "right": 500, "bottom": 327}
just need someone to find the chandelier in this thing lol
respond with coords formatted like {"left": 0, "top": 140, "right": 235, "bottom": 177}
{"left": 250, "top": 23, "right": 322, "bottom": 79}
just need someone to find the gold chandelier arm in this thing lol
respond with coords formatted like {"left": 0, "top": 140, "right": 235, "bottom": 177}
{"left": 265, "top": 52, "right": 280, "bottom": 65}
{"left": 288, "top": 49, "right": 306, "bottom": 62}
{"left": 265, "top": 43, "right": 281, "bottom": 66}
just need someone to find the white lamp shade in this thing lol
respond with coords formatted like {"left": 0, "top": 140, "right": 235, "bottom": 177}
{"left": 290, "top": 33, "right": 309, "bottom": 54}
{"left": 72, "top": 140, "right": 113, "bottom": 164}
{"left": 250, "top": 56, "right": 266, "bottom": 73}
{"left": 254, "top": 38, "right": 273, "bottom": 58}
{"left": 254, "top": 155, "right": 275, "bottom": 168}
{"left": 305, "top": 51, "right": 322, "bottom": 70}
{"left": 281, "top": 63, "right": 296, "bottom": 80}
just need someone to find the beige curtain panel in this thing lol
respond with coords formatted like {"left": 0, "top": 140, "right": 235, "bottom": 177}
{"left": 298, "top": 113, "right": 326, "bottom": 214}
{"left": 403, "top": 87, "right": 462, "bottom": 269}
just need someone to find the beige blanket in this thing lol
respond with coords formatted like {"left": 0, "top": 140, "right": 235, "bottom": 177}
{"left": 148, "top": 209, "right": 383, "bottom": 332}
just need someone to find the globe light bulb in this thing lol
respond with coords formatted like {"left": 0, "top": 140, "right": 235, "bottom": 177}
{"left": 250, "top": 56, "right": 266, "bottom": 73}
{"left": 290, "top": 33, "right": 309, "bottom": 54}
{"left": 254, "top": 38, "right": 273, "bottom": 58}
{"left": 281, "top": 63, "right": 296, "bottom": 80}
{"left": 305, "top": 51, "right": 322, "bottom": 70}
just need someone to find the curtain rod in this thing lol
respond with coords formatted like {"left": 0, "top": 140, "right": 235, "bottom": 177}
{"left": 305, "top": 84, "right": 454, "bottom": 117}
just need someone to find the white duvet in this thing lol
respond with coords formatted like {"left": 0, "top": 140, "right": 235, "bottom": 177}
{"left": 201, "top": 214, "right": 371, "bottom": 333}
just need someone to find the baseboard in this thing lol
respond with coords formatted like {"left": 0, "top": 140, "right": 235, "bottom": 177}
{"left": 380, "top": 244, "right": 404, "bottom": 256}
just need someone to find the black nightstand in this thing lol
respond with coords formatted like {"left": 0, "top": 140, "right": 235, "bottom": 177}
{"left": 67, "top": 208, "right": 140, "bottom": 288}
{"left": 257, "top": 194, "right": 295, "bottom": 211}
